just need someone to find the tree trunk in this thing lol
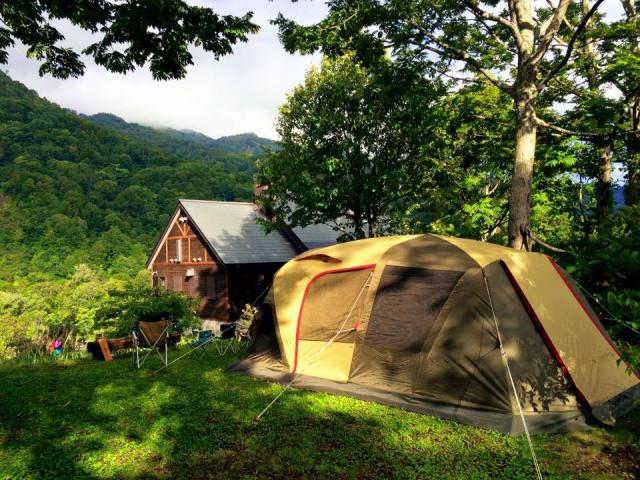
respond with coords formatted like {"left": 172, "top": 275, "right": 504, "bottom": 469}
{"left": 595, "top": 142, "right": 613, "bottom": 219}
{"left": 508, "top": 68, "right": 538, "bottom": 250}
{"left": 625, "top": 109, "right": 640, "bottom": 205}
{"left": 622, "top": 3, "right": 639, "bottom": 205}
{"left": 508, "top": 0, "right": 538, "bottom": 250}
{"left": 352, "top": 208, "right": 365, "bottom": 239}
{"left": 580, "top": 0, "right": 613, "bottom": 220}
{"left": 368, "top": 221, "right": 377, "bottom": 238}
{"left": 626, "top": 148, "right": 640, "bottom": 205}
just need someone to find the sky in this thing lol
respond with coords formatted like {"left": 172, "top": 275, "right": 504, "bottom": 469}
{"left": 3, "top": 1, "right": 627, "bottom": 142}
{"left": 4, "top": 1, "right": 327, "bottom": 140}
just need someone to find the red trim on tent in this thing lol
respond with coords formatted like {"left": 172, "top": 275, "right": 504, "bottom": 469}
{"left": 499, "top": 261, "right": 589, "bottom": 405}
{"left": 547, "top": 257, "right": 640, "bottom": 381}
{"left": 292, "top": 264, "right": 376, "bottom": 374}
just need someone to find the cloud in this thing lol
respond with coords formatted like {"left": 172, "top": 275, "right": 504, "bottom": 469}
{"left": 4, "top": 1, "right": 627, "bottom": 140}
{"left": 4, "top": 0, "right": 326, "bottom": 140}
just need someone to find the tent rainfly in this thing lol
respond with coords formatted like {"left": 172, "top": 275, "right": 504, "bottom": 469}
{"left": 230, "top": 234, "right": 640, "bottom": 435}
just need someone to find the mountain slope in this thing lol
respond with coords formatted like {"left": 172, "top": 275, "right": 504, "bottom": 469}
{"left": 0, "top": 72, "right": 255, "bottom": 281}
{"left": 85, "top": 113, "right": 278, "bottom": 161}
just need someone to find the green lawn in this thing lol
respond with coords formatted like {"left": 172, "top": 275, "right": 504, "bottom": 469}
{"left": 1, "top": 347, "right": 639, "bottom": 479}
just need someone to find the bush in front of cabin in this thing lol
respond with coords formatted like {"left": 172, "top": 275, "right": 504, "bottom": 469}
{"left": 96, "top": 270, "right": 200, "bottom": 339}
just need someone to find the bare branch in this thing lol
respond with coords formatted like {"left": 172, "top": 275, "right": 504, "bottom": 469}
{"left": 528, "top": 229, "right": 573, "bottom": 254}
{"left": 544, "top": 0, "right": 575, "bottom": 30}
{"left": 536, "top": 115, "right": 639, "bottom": 139}
{"left": 441, "top": 70, "right": 482, "bottom": 84}
{"left": 469, "top": 14, "right": 511, "bottom": 51}
{"left": 465, "top": 2, "right": 515, "bottom": 30}
{"left": 486, "top": 179, "right": 503, "bottom": 196}
{"left": 535, "top": 114, "right": 604, "bottom": 137}
{"left": 551, "top": 36, "right": 568, "bottom": 47}
{"left": 610, "top": 78, "right": 630, "bottom": 98}
{"left": 465, "top": 1, "right": 524, "bottom": 49}
{"left": 329, "top": 220, "right": 353, "bottom": 237}
{"left": 531, "top": 0, "right": 571, "bottom": 64}
{"left": 537, "top": 0, "right": 606, "bottom": 90}
{"left": 480, "top": 206, "right": 508, "bottom": 241}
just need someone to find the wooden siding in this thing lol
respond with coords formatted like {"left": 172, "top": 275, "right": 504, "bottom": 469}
{"left": 151, "top": 211, "right": 228, "bottom": 322}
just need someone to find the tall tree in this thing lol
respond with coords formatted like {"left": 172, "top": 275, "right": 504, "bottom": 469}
{"left": 579, "top": 0, "right": 615, "bottom": 220}
{"left": 275, "top": 0, "right": 605, "bottom": 249}
{"left": 257, "top": 56, "right": 446, "bottom": 239}
{"left": 543, "top": 0, "right": 619, "bottom": 221}
{"left": 0, "top": 0, "right": 259, "bottom": 79}
{"left": 603, "top": 0, "right": 640, "bottom": 205}
{"left": 537, "top": 0, "right": 640, "bottom": 216}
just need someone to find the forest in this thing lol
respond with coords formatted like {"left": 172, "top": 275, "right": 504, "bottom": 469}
{"left": 0, "top": 71, "right": 269, "bottom": 357}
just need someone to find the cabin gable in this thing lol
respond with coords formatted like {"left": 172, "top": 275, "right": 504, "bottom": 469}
{"left": 146, "top": 199, "right": 342, "bottom": 328}
{"left": 150, "top": 208, "right": 227, "bottom": 323}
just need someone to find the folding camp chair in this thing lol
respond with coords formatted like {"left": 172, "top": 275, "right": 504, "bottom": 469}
{"left": 190, "top": 330, "right": 214, "bottom": 357}
{"left": 133, "top": 319, "right": 170, "bottom": 368}
{"left": 232, "top": 319, "right": 252, "bottom": 354}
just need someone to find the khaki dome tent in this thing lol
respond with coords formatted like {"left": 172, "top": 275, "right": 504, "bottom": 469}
{"left": 230, "top": 234, "right": 640, "bottom": 434}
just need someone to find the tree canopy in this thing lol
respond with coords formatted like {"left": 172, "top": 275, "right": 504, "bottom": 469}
{"left": 0, "top": 0, "right": 260, "bottom": 79}
{"left": 273, "top": 0, "right": 619, "bottom": 249}
{"left": 258, "top": 56, "right": 447, "bottom": 239}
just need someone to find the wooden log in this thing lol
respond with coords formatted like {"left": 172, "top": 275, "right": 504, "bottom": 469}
{"left": 98, "top": 338, "right": 113, "bottom": 361}
{"left": 87, "top": 333, "right": 181, "bottom": 360}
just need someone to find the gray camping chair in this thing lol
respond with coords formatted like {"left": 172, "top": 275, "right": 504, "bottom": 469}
{"left": 133, "top": 319, "right": 170, "bottom": 368}
{"left": 206, "top": 321, "right": 251, "bottom": 356}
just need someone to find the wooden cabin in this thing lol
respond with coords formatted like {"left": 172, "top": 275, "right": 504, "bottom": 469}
{"left": 146, "top": 199, "right": 339, "bottom": 330}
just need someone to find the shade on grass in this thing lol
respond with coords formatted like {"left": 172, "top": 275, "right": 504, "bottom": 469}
{"left": 0, "top": 348, "right": 638, "bottom": 479}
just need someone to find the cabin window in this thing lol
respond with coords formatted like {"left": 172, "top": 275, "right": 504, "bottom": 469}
{"left": 176, "top": 239, "right": 182, "bottom": 262}
{"left": 206, "top": 275, "right": 216, "bottom": 300}
{"left": 159, "top": 276, "right": 166, "bottom": 287}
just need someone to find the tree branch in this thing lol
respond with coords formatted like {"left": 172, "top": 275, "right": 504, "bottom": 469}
{"left": 535, "top": 114, "right": 605, "bottom": 137}
{"left": 531, "top": 0, "right": 571, "bottom": 65}
{"left": 544, "top": 0, "right": 575, "bottom": 30}
{"left": 465, "top": 1, "right": 524, "bottom": 49}
{"left": 468, "top": 14, "right": 511, "bottom": 52}
{"left": 528, "top": 229, "right": 573, "bottom": 254}
{"left": 537, "top": 0, "right": 606, "bottom": 90}
{"left": 536, "top": 114, "right": 640, "bottom": 139}
{"left": 411, "top": 20, "right": 514, "bottom": 95}
{"left": 480, "top": 206, "right": 508, "bottom": 241}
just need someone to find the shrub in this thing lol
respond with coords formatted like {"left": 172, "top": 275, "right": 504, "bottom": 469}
{"left": 0, "top": 267, "right": 200, "bottom": 360}
{"left": 95, "top": 270, "right": 200, "bottom": 338}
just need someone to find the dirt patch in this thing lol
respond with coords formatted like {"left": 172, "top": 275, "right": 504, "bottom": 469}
{"left": 603, "top": 443, "right": 640, "bottom": 478}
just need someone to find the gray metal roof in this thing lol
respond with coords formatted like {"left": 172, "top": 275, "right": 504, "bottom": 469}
{"left": 292, "top": 223, "right": 341, "bottom": 250}
{"left": 179, "top": 199, "right": 299, "bottom": 264}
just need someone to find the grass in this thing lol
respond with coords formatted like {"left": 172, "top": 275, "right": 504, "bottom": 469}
{"left": 1, "top": 346, "right": 639, "bottom": 479}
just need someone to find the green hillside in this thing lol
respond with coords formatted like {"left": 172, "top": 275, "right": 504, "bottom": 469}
{"left": 0, "top": 71, "right": 258, "bottom": 282}
{"left": 85, "top": 112, "right": 279, "bottom": 159}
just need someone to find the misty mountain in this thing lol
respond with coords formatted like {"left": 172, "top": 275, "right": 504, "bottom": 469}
{"left": 84, "top": 112, "right": 278, "bottom": 159}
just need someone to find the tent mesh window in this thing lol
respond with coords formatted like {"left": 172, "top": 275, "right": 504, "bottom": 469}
{"left": 299, "top": 268, "right": 373, "bottom": 342}
{"left": 365, "top": 266, "right": 463, "bottom": 351}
